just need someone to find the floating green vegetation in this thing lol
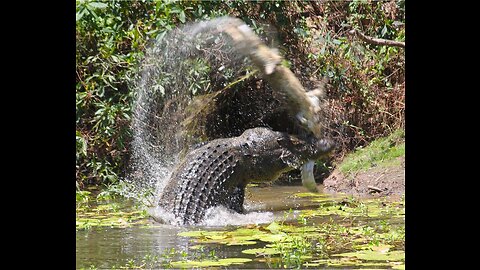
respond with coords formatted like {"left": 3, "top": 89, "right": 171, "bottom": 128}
{"left": 76, "top": 192, "right": 150, "bottom": 230}
{"left": 303, "top": 257, "right": 403, "bottom": 268}
{"left": 333, "top": 249, "right": 405, "bottom": 261}
{"left": 299, "top": 196, "right": 405, "bottom": 219}
{"left": 79, "top": 181, "right": 404, "bottom": 268}
{"left": 178, "top": 226, "right": 281, "bottom": 246}
{"left": 339, "top": 128, "right": 405, "bottom": 175}
{"left": 176, "top": 194, "right": 404, "bottom": 268}
{"left": 242, "top": 247, "right": 281, "bottom": 255}
{"left": 170, "top": 257, "right": 252, "bottom": 268}
{"left": 76, "top": 190, "right": 92, "bottom": 204}
{"left": 293, "top": 191, "right": 341, "bottom": 203}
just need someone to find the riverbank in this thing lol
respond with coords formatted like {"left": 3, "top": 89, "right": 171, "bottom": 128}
{"left": 323, "top": 129, "right": 405, "bottom": 198}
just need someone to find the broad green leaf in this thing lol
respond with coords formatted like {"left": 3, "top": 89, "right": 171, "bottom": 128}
{"left": 179, "top": 10, "right": 186, "bottom": 23}
{"left": 258, "top": 233, "right": 286, "bottom": 242}
{"left": 88, "top": 2, "right": 108, "bottom": 9}
{"left": 225, "top": 240, "right": 257, "bottom": 246}
{"left": 218, "top": 258, "right": 252, "bottom": 264}
{"left": 170, "top": 258, "right": 251, "bottom": 268}
{"left": 265, "top": 221, "right": 281, "bottom": 233}
{"left": 241, "top": 247, "right": 280, "bottom": 255}
{"left": 76, "top": 10, "right": 85, "bottom": 21}
{"left": 332, "top": 250, "right": 404, "bottom": 261}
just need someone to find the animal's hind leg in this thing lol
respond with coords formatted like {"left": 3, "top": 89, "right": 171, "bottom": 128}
{"left": 226, "top": 185, "right": 245, "bottom": 213}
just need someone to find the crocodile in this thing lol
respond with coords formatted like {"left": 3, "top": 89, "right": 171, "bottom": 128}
{"left": 158, "top": 127, "right": 334, "bottom": 225}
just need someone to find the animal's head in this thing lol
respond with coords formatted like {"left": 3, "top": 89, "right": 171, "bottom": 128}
{"left": 237, "top": 128, "right": 334, "bottom": 174}
{"left": 275, "top": 132, "right": 335, "bottom": 164}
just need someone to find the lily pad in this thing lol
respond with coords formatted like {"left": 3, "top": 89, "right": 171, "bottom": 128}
{"left": 170, "top": 258, "right": 252, "bottom": 268}
{"left": 178, "top": 227, "right": 271, "bottom": 246}
{"left": 241, "top": 247, "right": 280, "bottom": 255}
{"left": 76, "top": 199, "right": 149, "bottom": 230}
{"left": 353, "top": 243, "right": 393, "bottom": 252}
{"left": 218, "top": 258, "right": 252, "bottom": 264}
{"left": 257, "top": 233, "right": 286, "bottom": 243}
{"left": 294, "top": 192, "right": 327, "bottom": 198}
{"left": 228, "top": 228, "right": 265, "bottom": 237}
{"left": 391, "top": 262, "right": 405, "bottom": 269}
{"left": 332, "top": 249, "right": 405, "bottom": 261}
{"left": 206, "top": 234, "right": 228, "bottom": 240}
{"left": 306, "top": 257, "right": 391, "bottom": 268}
{"left": 279, "top": 224, "right": 319, "bottom": 233}
{"left": 169, "top": 260, "right": 227, "bottom": 268}
{"left": 226, "top": 240, "right": 257, "bottom": 246}
{"left": 265, "top": 221, "right": 282, "bottom": 233}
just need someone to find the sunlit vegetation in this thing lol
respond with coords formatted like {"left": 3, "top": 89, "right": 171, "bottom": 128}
{"left": 76, "top": 1, "right": 405, "bottom": 268}
{"left": 76, "top": 0, "right": 405, "bottom": 189}
{"left": 76, "top": 190, "right": 150, "bottom": 230}
{"left": 339, "top": 128, "right": 405, "bottom": 175}
{"left": 78, "top": 190, "right": 404, "bottom": 269}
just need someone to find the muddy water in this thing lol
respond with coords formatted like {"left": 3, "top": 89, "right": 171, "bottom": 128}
{"left": 76, "top": 185, "right": 310, "bottom": 268}
{"left": 76, "top": 184, "right": 404, "bottom": 269}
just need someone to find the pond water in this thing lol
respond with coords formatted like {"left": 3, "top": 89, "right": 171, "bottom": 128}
{"left": 76, "top": 184, "right": 405, "bottom": 269}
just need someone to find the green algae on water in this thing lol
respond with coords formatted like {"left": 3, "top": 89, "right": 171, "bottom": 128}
{"left": 76, "top": 195, "right": 150, "bottom": 230}
{"left": 170, "top": 258, "right": 252, "bottom": 268}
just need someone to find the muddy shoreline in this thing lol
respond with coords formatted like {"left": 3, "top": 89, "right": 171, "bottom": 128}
{"left": 323, "top": 156, "right": 405, "bottom": 198}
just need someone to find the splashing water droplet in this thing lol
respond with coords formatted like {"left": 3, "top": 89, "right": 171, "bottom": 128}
{"left": 126, "top": 17, "right": 255, "bottom": 206}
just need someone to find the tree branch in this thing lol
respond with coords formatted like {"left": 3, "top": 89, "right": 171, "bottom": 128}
{"left": 348, "top": 29, "right": 405, "bottom": 48}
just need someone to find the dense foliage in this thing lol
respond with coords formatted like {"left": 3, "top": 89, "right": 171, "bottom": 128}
{"left": 76, "top": 0, "right": 405, "bottom": 188}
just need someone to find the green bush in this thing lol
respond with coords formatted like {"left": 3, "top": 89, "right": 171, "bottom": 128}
{"left": 76, "top": 0, "right": 405, "bottom": 189}
{"left": 76, "top": 0, "right": 213, "bottom": 187}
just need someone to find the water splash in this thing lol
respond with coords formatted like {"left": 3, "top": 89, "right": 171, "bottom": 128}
{"left": 148, "top": 205, "right": 275, "bottom": 227}
{"left": 124, "top": 16, "right": 323, "bottom": 226}
{"left": 200, "top": 206, "right": 275, "bottom": 227}
{"left": 126, "top": 17, "right": 256, "bottom": 206}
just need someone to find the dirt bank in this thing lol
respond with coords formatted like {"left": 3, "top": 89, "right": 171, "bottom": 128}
{"left": 323, "top": 156, "right": 405, "bottom": 198}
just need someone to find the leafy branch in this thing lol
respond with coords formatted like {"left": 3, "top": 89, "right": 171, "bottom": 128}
{"left": 348, "top": 29, "right": 405, "bottom": 48}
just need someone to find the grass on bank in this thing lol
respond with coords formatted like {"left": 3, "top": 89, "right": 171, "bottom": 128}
{"left": 338, "top": 129, "right": 405, "bottom": 176}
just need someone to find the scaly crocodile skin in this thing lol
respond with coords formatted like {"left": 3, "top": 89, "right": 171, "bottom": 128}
{"left": 159, "top": 127, "right": 333, "bottom": 225}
